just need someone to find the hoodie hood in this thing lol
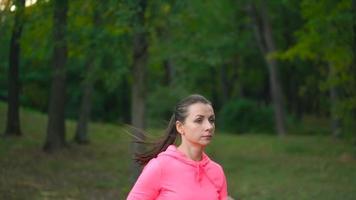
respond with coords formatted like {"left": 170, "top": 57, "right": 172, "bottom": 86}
{"left": 158, "top": 145, "right": 210, "bottom": 182}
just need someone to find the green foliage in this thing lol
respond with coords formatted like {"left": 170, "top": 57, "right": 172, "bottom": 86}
{"left": 218, "top": 99, "right": 274, "bottom": 134}
{"left": 278, "top": 0, "right": 355, "bottom": 137}
{"left": 148, "top": 0, "right": 245, "bottom": 72}
{"left": 1, "top": 0, "right": 354, "bottom": 138}
{"left": 0, "top": 0, "right": 134, "bottom": 122}
{"left": 147, "top": 86, "right": 188, "bottom": 128}
{"left": 0, "top": 5, "right": 13, "bottom": 100}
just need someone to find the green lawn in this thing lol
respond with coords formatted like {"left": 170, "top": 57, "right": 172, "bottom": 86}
{"left": 1, "top": 102, "right": 356, "bottom": 200}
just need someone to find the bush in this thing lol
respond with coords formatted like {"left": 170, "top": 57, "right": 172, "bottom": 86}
{"left": 218, "top": 99, "right": 274, "bottom": 134}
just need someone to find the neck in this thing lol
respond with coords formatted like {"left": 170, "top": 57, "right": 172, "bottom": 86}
{"left": 177, "top": 142, "right": 204, "bottom": 161}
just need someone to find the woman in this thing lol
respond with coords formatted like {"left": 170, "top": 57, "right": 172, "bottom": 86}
{"left": 127, "top": 94, "right": 228, "bottom": 200}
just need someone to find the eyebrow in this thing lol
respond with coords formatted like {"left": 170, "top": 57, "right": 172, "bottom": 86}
{"left": 194, "top": 114, "right": 215, "bottom": 118}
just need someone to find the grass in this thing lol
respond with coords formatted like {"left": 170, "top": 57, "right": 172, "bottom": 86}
{"left": 1, "top": 102, "right": 356, "bottom": 200}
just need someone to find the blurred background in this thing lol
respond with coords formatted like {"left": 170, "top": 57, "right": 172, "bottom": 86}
{"left": 0, "top": 0, "right": 355, "bottom": 199}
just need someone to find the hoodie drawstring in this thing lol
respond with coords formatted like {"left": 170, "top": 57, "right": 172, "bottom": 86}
{"left": 196, "top": 163, "right": 204, "bottom": 182}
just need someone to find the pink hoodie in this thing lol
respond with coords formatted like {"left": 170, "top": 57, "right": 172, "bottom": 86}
{"left": 127, "top": 145, "right": 227, "bottom": 200}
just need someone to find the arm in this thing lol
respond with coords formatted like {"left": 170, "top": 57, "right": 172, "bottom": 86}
{"left": 127, "top": 159, "right": 161, "bottom": 200}
{"left": 219, "top": 171, "right": 228, "bottom": 200}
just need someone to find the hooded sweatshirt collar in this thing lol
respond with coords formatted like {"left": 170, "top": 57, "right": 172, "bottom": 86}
{"left": 158, "top": 145, "right": 210, "bottom": 182}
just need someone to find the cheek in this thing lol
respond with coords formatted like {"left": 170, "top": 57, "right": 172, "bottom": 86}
{"left": 184, "top": 126, "right": 195, "bottom": 134}
{"left": 184, "top": 124, "right": 199, "bottom": 134}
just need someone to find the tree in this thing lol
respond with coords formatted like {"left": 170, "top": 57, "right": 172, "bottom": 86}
{"left": 74, "top": 59, "right": 94, "bottom": 144}
{"left": 159, "top": 0, "right": 241, "bottom": 102}
{"left": 328, "top": 63, "right": 341, "bottom": 137}
{"left": 352, "top": 0, "right": 356, "bottom": 142}
{"left": 131, "top": 0, "right": 148, "bottom": 180}
{"left": 248, "top": 1, "right": 287, "bottom": 136}
{"left": 280, "top": 0, "right": 354, "bottom": 138}
{"left": 73, "top": 1, "right": 103, "bottom": 144}
{"left": 43, "top": 0, "right": 68, "bottom": 152}
{"left": 4, "top": 0, "right": 25, "bottom": 137}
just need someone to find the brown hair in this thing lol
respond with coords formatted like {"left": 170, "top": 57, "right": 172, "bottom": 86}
{"left": 135, "top": 94, "right": 212, "bottom": 166}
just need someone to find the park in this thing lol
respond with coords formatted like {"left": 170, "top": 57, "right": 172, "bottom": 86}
{"left": 1, "top": 0, "right": 355, "bottom": 199}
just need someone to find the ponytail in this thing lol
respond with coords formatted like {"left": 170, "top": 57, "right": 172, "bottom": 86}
{"left": 134, "top": 114, "right": 178, "bottom": 166}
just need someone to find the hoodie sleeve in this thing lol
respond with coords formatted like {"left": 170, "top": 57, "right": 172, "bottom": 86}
{"left": 219, "top": 169, "right": 228, "bottom": 200}
{"left": 127, "top": 159, "right": 161, "bottom": 200}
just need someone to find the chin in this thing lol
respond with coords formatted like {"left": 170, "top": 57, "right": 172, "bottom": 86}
{"left": 200, "top": 141, "right": 211, "bottom": 147}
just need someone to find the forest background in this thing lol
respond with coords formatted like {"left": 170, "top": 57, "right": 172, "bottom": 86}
{"left": 1, "top": 0, "right": 355, "bottom": 199}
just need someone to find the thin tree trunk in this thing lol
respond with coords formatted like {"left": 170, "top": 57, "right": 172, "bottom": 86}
{"left": 43, "top": 0, "right": 68, "bottom": 152}
{"left": 231, "top": 56, "right": 244, "bottom": 98}
{"left": 131, "top": 0, "right": 148, "bottom": 181}
{"left": 353, "top": 0, "right": 356, "bottom": 60}
{"left": 74, "top": 2, "right": 101, "bottom": 144}
{"left": 4, "top": 0, "right": 25, "bottom": 137}
{"left": 328, "top": 64, "right": 341, "bottom": 138}
{"left": 160, "top": 26, "right": 175, "bottom": 86}
{"left": 163, "top": 59, "right": 175, "bottom": 86}
{"left": 352, "top": 0, "right": 356, "bottom": 144}
{"left": 74, "top": 70, "right": 93, "bottom": 144}
{"left": 220, "top": 63, "right": 229, "bottom": 104}
{"left": 353, "top": 0, "right": 356, "bottom": 89}
{"left": 248, "top": 1, "right": 287, "bottom": 136}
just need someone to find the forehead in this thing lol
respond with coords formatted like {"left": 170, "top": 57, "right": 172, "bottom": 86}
{"left": 186, "top": 103, "right": 214, "bottom": 117}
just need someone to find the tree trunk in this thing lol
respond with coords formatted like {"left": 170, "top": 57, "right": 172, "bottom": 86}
{"left": 4, "top": 0, "right": 25, "bottom": 137}
{"left": 328, "top": 64, "right": 341, "bottom": 138}
{"left": 163, "top": 59, "right": 175, "bottom": 86}
{"left": 160, "top": 27, "right": 175, "bottom": 86}
{"left": 43, "top": 0, "right": 68, "bottom": 152}
{"left": 353, "top": 0, "right": 356, "bottom": 89}
{"left": 131, "top": 0, "right": 148, "bottom": 181}
{"left": 74, "top": 71, "right": 93, "bottom": 144}
{"left": 353, "top": 0, "right": 356, "bottom": 70}
{"left": 249, "top": 1, "right": 287, "bottom": 137}
{"left": 353, "top": 0, "right": 356, "bottom": 144}
{"left": 74, "top": 2, "right": 101, "bottom": 144}
{"left": 220, "top": 63, "right": 229, "bottom": 105}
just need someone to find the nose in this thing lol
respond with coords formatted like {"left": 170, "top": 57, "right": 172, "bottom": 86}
{"left": 204, "top": 119, "right": 214, "bottom": 131}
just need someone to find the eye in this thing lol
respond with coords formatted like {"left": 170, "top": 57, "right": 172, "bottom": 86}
{"left": 194, "top": 118, "right": 203, "bottom": 124}
{"left": 209, "top": 117, "right": 215, "bottom": 123}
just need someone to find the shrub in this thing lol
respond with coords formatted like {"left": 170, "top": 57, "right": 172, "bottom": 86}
{"left": 218, "top": 98, "right": 274, "bottom": 134}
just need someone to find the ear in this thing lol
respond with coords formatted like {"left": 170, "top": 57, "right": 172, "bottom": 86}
{"left": 176, "top": 121, "right": 184, "bottom": 135}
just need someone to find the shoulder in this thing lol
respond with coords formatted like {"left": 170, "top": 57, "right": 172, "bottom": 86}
{"left": 205, "top": 159, "right": 227, "bottom": 189}
{"left": 211, "top": 161, "right": 225, "bottom": 179}
{"left": 208, "top": 159, "right": 226, "bottom": 176}
{"left": 142, "top": 157, "right": 162, "bottom": 176}
{"left": 155, "top": 152, "right": 178, "bottom": 165}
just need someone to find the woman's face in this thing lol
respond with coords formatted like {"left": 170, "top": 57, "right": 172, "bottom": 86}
{"left": 177, "top": 103, "right": 215, "bottom": 147}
